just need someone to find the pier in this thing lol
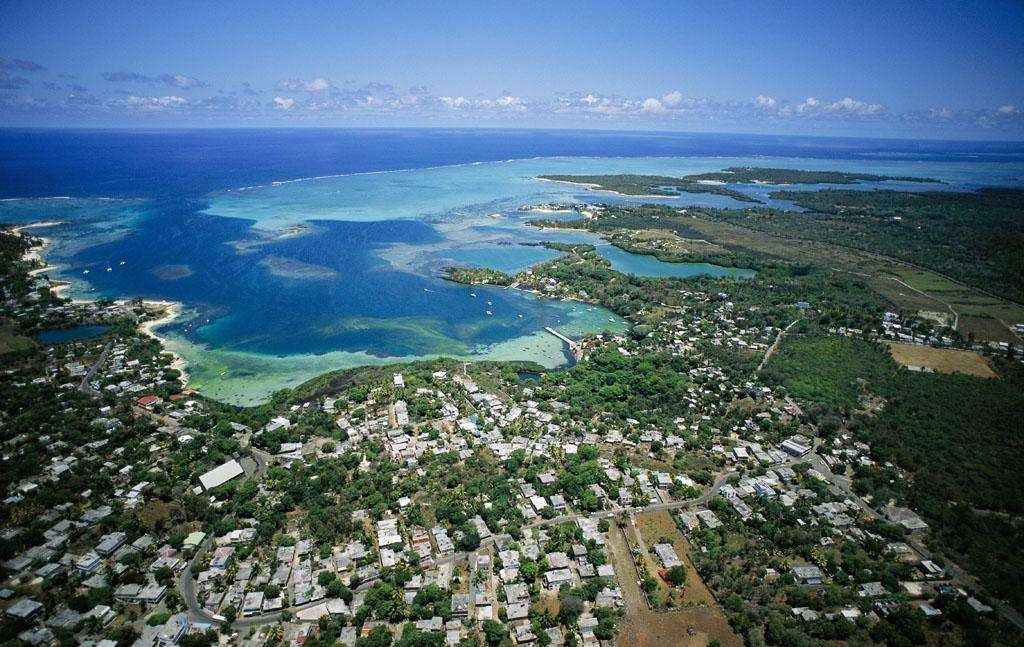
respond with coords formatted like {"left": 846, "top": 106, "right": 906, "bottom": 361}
{"left": 544, "top": 326, "right": 583, "bottom": 360}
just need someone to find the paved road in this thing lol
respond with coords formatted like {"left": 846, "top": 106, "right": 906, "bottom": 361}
{"left": 78, "top": 341, "right": 111, "bottom": 395}
{"left": 756, "top": 317, "right": 801, "bottom": 374}
{"left": 802, "top": 449, "right": 1024, "bottom": 631}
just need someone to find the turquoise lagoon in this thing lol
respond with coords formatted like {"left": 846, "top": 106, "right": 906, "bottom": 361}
{"left": 7, "top": 148, "right": 1022, "bottom": 405}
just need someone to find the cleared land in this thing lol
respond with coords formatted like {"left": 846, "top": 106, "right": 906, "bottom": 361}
{"left": 609, "top": 510, "right": 742, "bottom": 647}
{"left": 609, "top": 522, "right": 741, "bottom": 647}
{"left": 885, "top": 341, "right": 998, "bottom": 378}
{"left": 958, "top": 314, "right": 1021, "bottom": 345}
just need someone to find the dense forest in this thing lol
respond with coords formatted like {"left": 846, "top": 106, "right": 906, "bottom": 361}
{"left": 759, "top": 188, "right": 1024, "bottom": 302}
{"left": 684, "top": 166, "right": 938, "bottom": 184}
{"left": 536, "top": 174, "right": 760, "bottom": 202}
{"left": 766, "top": 334, "right": 1024, "bottom": 613}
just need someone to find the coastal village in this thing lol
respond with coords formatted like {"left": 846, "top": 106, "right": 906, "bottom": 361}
{"left": 2, "top": 203, "right": 1022, "bottom": 647}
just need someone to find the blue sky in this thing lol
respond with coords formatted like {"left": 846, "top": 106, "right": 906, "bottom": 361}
{"left": 1, "top": 0, "right": 1023, "bottom": 138}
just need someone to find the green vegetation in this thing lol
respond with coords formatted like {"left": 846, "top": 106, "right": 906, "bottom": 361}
{"left": 763, "top": 334, "right": 895, "bottom": 411}
{"left": 764, "top": 188, "right": 1024, "bottom": 303}
{"left": 685, "top": 166, "right": 938, "bottom": 185}
{"left": 443, "top": 266, "right": 513, "bottom": 286}
{"left": 767, "top": 333, "right": 1024, "bottom": 614}
{"left": 536, "top": 174, "right": 760, "bottom": 203}
{"left": 865, "top": 362, "right": 1024, "bottom": 612}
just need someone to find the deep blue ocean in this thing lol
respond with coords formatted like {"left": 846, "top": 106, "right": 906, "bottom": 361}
{"left": 2, "top": 128, "right": 1022, "bottom": 404}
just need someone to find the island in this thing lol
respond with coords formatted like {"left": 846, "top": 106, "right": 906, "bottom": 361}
{"left": 2, "top": 167, "right": 1023, "bottom": 647}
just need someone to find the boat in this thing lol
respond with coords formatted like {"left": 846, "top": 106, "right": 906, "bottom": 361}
{"left": 485, "top": 310, "right": 493, "bottom": 316}
{"left": 82, "top": 269, "right": 89, "bottom": 274}
{"left": 119, "top": 261, "right": 125, "bottom": 265}
{"left": 106, "top": 267, "right": 112, "bottom": 272}
{"left": 469, "top": 293, "right": 477, "bottom": 298}
{"left": 486, "top": 300, "right": 492, "bottom": 305}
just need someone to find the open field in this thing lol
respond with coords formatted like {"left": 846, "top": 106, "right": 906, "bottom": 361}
{"left": 958, "top": 315, "right": 1021, "bottom": 345}
{"left": 610, "top": 228, "right": 727, "bottom": 256}
{"left": 635, "top": 510, "right": 719, "bottom": 607}
{"left": 889, "top": 268, "right": 1024, "bottom": 332}
{"left": 683, "top": 213, "right": 1024, "bottom": 328}
{"left": 614, "top": 510, "right": 742, "bottom": 647}
{"left": 885, "top": 341, "right": 997, "bottom": 378}
{"left": 608, "top": 522, "right": 741, "bottom": 647}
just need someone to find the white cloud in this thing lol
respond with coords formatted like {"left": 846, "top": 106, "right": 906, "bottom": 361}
{"left": 160, "top": 73, "right": 204, "bottom": 89}
{"left": 273, "top": 96, "right": 295, "bottom": 110}
{"left": 662, "top": 90, "right": 684, "bottom": 107}
{"left": 640, "top": 97, "right": 664, "bottom": 113}
{"left": 829, "top": 97, "right": 885, "bottom": 115}
{"left": 109, "top": 95, "right": 187, "bottom": 111}
{"left": 754, "top": 94, "right": 777, "bottom": 109}
{"left": 275, "top": 77, "right": 332, "bottom": 93}
{"left": 797, "top": 97, "right": 821, "bottom": 113}
{"left": 477, "top": 95, "right": 526, "bottom": 110}
{"left": 997, "top": 105, "right": 1018, "bottom": 115}
{"left": 440, "top": 96, "right": 469, "bottom": 108}
{"left": 797, "top": 96, "right": 884, "bottom": 117}
{"left": 305, "top": 77, "right": 330, "bottom": 92}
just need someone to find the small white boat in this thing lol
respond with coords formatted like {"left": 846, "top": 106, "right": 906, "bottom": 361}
{"left": 469, "top": 293, "right": 477, "bottom": 298}
{"left": 517, "top": 314, "right": 523, "bottom": 318}
{"left": 486, "top": 300, "right": 492, "bottom": 305}
{"left": 119, "top": 261, "right": 125, "bottom": 265}
{"left": 106, "top": 267, "right": 112, "bottom": 272}
{"left": 485, "top": 310, "right": 493, "bottom": 316}
{"left": 83, "top": 269, "right": 90, "bottom": 274}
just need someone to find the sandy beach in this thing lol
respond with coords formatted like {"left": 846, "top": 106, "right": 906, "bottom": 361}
{"left": 137, "top": 300, "right": 189, "bottom": 383}
{"left": 8, "top": 221, "right": 190, "bottom": 386}
{"left": 11, "top": 221, "right": 65, "bottom": 272}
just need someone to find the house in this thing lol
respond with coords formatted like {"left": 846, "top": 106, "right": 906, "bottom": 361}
{"left": 156, "top": 613, "right": 189, "bottom": 646}
{"left": 95, "top": 531, "right": 127, "bottom": 556}
{"left": 198, "top": 459, "right": 245, "bottom": 491}
{"left": 919, "top": 560, "right": 944, "bottom": 578}
{"left": 243, "top": 591, "right": 265, "bottom": 616}
{"left": 792, "top": 564, "right": 824, "bottom": 586}
{"left": 652, "top": 543, "right": 682, "bottom": 568}
{"left": 137, "top": 395, "right": 163, "bottom": 410}
{"left": 858, "top": 582, "right": 887, "bottom": 597}
{"left": 76, "top": 552, "right": 102, "bottom": 572}
{"left": 5, "top": 598, "right": 43, "bottom": 620}
{"left": 543, "top": 568, "right": 573, "bottom": 587}
{"left": 451, "top": 593, "right": 470, "bottom": 619}
{"left": 780, "top": 435, "right": 812, "bottom": 457}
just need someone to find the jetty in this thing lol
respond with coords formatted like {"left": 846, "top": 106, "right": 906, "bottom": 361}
{"left": 544, "top": 327, "right": 583, "bottom": 360}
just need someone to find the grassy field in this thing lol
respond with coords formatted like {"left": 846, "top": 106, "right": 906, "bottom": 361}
{"left": 0, "top": 323, "right": 33, "bottom": 354}
{"left": 885, "top": 341, "right": 997, "bottom": 378}
{"left": 681, "top": 212, "right": 1024, "bottom": 331}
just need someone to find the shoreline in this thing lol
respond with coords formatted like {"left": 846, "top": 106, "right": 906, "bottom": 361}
{"left": 13, "top": 221, "right": 65, "bottom": 273}
{"left": 137, "top": 300, "right": 189, "bottom": 384}
{"left": 8, "top": 222, "right": 190, "bottom": 388}
{"left": 532, "top": 176, "right": 681, "bottom": 199}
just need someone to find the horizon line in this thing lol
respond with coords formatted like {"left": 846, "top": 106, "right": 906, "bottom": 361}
{"left": 2, "top": 124, "right": 1024, "bottom": 146}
